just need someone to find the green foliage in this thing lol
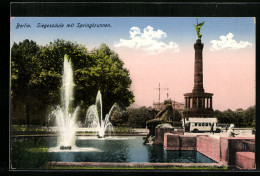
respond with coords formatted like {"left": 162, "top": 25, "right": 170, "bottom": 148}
{"left": 113, "top": 127, "right": 134, "bottom": 134}
{"left": 111, "top": 106, "right": 160, "bottom": 128}
{"left": 242, "top": 106, "right": 255, "bottom": 127}
{"left": 11, "top": 39, "right": 41, "bottom": 125}
{"left": 11, "top": 138, "right": 50, "bottom": 169}
{"left": 126, "top": 107, "right": 158, "bottom": 128}
{"left": 74, "top": 43, "right": 134, "bottom": 115}
{"left": 214, "top": 106, "right": 255, "bottom": 128}
{"left": 32, "top": 39, "right": 90, "bottom": 107}
{"left": 111, "top": 109, "right": 128, "bottom": 126}
{"left": 111, "top": 104, "right": 182, "bottom": 128}
{"left": 11, "top": 125, "right": 53, "bottom": 135}
{"left": 11, "top": 39, "right": 134, "bottom": 125}
{"left": 110, "top": 104, "right": 132, "bottom": 127}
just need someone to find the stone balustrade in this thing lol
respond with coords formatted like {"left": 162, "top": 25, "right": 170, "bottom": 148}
{"left": 162, "top": 133, "right": 255, "bottom": 169}
{"left": 235, "top": 152, "right": 255, "bottom": 170}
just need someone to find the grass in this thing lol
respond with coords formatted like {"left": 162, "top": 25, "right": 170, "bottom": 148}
{"left": 11, "top": 125, "right": 54, "bottom": 135}
{"left": 11, "top": 137, "right": 51, "bottom": 169}
{"left": 26, "top": 147, "right": 49, "bottom": 152}
{"left": 11, "top": 125, "right": 137, "bottom": 136}
{"left": 112, "top": 127, "right": 134, "bottom": 134}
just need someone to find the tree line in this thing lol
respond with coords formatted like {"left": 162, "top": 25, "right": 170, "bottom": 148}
{"left": 110, "top": 106, "right": 255, "bottom": 128}
{"left": 11, "top": 39, "right": 134, "bottom": 125}
{"left": 111, "top": 106, "right": 182, "bottom": 128}
{"left": 214, "top": 106, "right": 255, "bottom": 128}
{"left": 110, "top": 105, "right": 255, "bottom": 128}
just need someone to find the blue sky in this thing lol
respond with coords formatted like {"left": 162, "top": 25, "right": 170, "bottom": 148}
{"left": 11, "top": 17, "right": 255, "bottom": 49}
{"left": 10, "top": 17, "right": 255, "bottom": 110}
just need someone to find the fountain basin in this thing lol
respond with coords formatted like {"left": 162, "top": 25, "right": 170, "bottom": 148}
{"left": 60, "top": 146, "right": 72, "bottom": 150}
{"left": 12, "top": 136, "right": 217, "bottom": 163}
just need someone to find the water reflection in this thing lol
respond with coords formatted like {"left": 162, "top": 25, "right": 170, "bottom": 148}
{"left": 146, "top": 145, "right": 166, "bottom": 162}
{"left": 13, "top": 136, "right": 216, "bottom": 163}
{"left": 196, "top": 152, "right": 215, "bottom": 163}
{"left": 165, "top": 151, "right": 197, "bottom": 163}
{"left": 75, "top": 136, "right": 130, "bottom": 162}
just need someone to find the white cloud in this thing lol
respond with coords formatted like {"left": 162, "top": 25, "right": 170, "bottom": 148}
{"left": 114, "top": 26, "right": 179, "bottom": 55}
{"left": 210, "top": 33, "right": 252, "bottom": 51}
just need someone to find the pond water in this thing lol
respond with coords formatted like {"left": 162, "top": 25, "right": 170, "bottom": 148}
{"left": 13, "top": 136, "right": 216, "bottom": 163}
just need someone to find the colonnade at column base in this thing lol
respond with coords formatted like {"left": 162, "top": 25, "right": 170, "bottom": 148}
{"left": 183, "top": 109, "right": 214, "bottom": 118}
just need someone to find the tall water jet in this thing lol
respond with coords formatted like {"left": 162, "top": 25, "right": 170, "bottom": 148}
{"left": 85, "top": 91, "right": 116, "bottom": 138}
{"left": 51, "top": 54, "right": 79, "bottom": 150}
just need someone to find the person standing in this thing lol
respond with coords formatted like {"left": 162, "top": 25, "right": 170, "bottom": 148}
{"left": 227, "top": 124, "right": 239, "bottom": 137}
{"left": 210, "top": 124, "right": 214, "bottom": 134}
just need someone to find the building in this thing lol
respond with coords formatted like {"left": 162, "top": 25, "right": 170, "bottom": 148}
{"left": 172, "top": 100, "right": 185, "bottom": 113}
{"left": 153, "top": 99, "right": 184, "bottom": 112}
{"left": 153, "top": 102, "right": 165, "bottom": 111}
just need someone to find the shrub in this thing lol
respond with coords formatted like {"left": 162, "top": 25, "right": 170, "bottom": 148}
{"left": 113, "top": 127, "right": 134, "bottom": 134}
{"left": 126, "top": 107, "right": 157, "bottom": 128}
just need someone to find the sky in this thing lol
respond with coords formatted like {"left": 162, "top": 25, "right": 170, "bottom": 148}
{"left": 10, "top": 17, "right": 255, "bottom": 111}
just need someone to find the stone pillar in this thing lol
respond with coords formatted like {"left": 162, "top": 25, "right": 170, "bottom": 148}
{"left": 193, "top": 97, "right": 196, "bottom": 108}
{"left": 182, "top": 38, "right": 214, "bottom": 118}
{"left": 193, "top": 39, "right": 204, "bottom": 93}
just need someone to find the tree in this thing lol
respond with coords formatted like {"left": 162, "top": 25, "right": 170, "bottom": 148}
{"left": 234, "top": 108, "right": 244, "bottom": 127}
{"left": 11, "top": 39, "right": 135, "bottom": 125}
{"left": 31, "top": 39, "right": 90, "bottom": 113}
{"left": 126, "top": 107, "right": 157, "bottom": 128}
{"left": 242, "top": 106, "right": 255, "bottom": 127}
{"left": 74, "top": 43, "right": 134, "bottom": 116}
{"left": 214, "top": 110, "right": 224, "bottom": 123}
{"left": 11, "top": 39, "right": 40, "bottom": 125}
{"left": 110, "top": 108, "right": 129, "bottom": 126}
{"left": 222, "top": 109, "right": 235, "bottom": 124}
{"left": 215, "top": 107, "right": 255, "bottom": 128}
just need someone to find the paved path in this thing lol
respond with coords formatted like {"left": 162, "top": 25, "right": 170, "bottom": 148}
{"left": 184, "top": 129, "right": 254, "bottom": 138}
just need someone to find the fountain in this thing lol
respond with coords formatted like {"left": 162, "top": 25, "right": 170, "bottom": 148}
{"left": 17, "top": 56, "right": 220, "bottom": 165}
{"left": 51, "top": 54, "right": 79, "bottom": 150}
{"left": 85, "top": 91, "right": 116, "bottom": 138}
